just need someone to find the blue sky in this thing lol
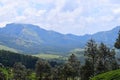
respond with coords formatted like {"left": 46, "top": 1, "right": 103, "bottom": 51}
{"left": 0, "top": 0, "right": 120, "bottom": 35}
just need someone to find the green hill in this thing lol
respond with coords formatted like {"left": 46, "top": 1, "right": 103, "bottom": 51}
{"left": 0, "top": 23, "right": 119, "bottom": 54}
{"left": 0, "top": 45, "right": 18, "bottom": 53}
{"left": 91, "top": 69, "right": 120, "bottom": 80}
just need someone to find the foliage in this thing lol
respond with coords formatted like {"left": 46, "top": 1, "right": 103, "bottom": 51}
{"left": 84, "top": 39, "right": 118, "bottom": 80}
{"left": 91, "top": 69, "right": 120, "bottom": 80}
{"left": 60, "top": 54, "right": 81, "bottom": 80}
{"left": 0, "top": 68, "right": 7, "bottom": 80}
{"left": 35, "top": 59, "right": 51, "bottom": 80}
{"left": 85, "top": 39, "right": 98, "bottom": 76}
{"left": 0, "top": 50, "right": 38, "bottom": 69}
{"left": 81, "top": 60, "right": 93, "bottom": 80}
{"left": 13, "top": 62, "right": 27, "bottom": 80}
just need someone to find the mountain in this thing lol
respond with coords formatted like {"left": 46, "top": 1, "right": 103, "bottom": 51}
{"left": 0, "top": 23, "right": 119, "bottom": 54}
{"left": 79, "top": 26, "right": 120, "bottom": 47}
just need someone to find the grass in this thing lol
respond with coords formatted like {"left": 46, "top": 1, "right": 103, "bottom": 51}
{"left": 33, "top": 53, "right": 66, "bottom": 59}
{"left": 0, "top": 45, "right": 18, "bottom": 53}
{"left": 91, "top": 69, "right": 120, "bottom": 80}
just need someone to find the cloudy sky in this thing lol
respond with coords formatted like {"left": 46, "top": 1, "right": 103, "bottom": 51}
{"left": 0, "top": 0, "right": 120, "bottom": 35}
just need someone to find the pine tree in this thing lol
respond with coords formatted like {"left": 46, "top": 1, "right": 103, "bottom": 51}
{"left": 108, "top": 49, "right": 119, "bottom": 70}
{"left": 59, "top": 54, "right": 81, "bottom": 80}
{"left": 85, "top": 39, "right": 98, "bottom": 76}
{"left": 69, "top": 54, "right": 81, "bottom": 79}
{"left": 81, "top": 60, "right": 93, "bottom": 80}
{"left": 35, "top": 59, "right": 51, "bottom": 80}
{"left": 97, "top": 43, "right": 110, "bottom": 72}
{"left": 97, "top": 43, "right": 118, "bottom": 73}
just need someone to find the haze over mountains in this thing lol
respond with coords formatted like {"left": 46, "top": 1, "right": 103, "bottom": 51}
{"left": 0, "top": 23, "right": 119, "bottom": 54}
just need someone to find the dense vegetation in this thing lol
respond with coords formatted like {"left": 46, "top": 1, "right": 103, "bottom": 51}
{"left": 0, "top": 50, "right": 38, "bottom": 69}
{"left": 91, "top": 69, "right": 120, "bottom": 80}
{"left": 0, "top": 30, "right": 120, "bottom": 80}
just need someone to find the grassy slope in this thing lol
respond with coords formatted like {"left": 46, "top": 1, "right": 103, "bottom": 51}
{"left": 91, "top": 69, "right": 120, "bottom": 80}
{"left": 33, "top": 48, "right": 85, "bottom": 61}
{"left": 0, "top": 45, "right": 18, "bottom": 53}
{"left": 33, "top": 53, "right": 67, "bottom": 60}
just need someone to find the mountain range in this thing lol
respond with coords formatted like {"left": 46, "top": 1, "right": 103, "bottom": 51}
{"left": 0, "top": 23, "right": 119, "bottom": 54}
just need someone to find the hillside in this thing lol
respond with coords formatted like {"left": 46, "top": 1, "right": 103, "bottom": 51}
{"left": 0, "top": 50, "right": 38, "bottom": 69}
{"left": 0, "top": 23, "right": 81, "bottom": 54}
{"left": 0, "top": 45, "right": 18, "bottom": 53}
{"left": 0, "top": 23, "right": 119, "bottom": 54}
{"left": 91, "top": 69, "right": 120, "bottom": 80}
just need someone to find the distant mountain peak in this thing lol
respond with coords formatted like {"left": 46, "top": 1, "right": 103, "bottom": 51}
{"left": 6, "top": 23, "right": 38, "bottom": 28}
{"left": 112, "top": 26, "right": 120, "bottom": 32}
{"left": 0, "top": 23, "right": 119, "bottom": 54}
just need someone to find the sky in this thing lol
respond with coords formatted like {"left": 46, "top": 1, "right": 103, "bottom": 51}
{"left": 0, "top": 0, "right": 120, "bottom": 35}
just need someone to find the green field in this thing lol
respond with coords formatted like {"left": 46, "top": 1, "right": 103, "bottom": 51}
{"left": 33, "top": 53, "right": 67, "bottom": 60}
{"left": 91, "top": 69, "right": 120, "bottom": 80}
{"left": 33, "top": 48, "right": 85, "bottom": 61}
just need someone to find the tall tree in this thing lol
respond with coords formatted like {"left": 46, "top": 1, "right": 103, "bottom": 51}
{"left": 97, "top": 43, "right": 118, "bottom": 73}
{"left": 62, "top": 54, "right": 81, "bottom": 80}
{"left": 35, "top": 59, "right": 51, "bottom": 80}
{"left": 97, "top": 43, "right": 110, "bottom": 72}
{"left": 108, "top": 49, "right": 118, "bottom": 70}
{"left": 68, "top": 54, "right": 81, "bottom": 79}
{"left": 81, "top": 60, "right": 93, "bottom": 80}
{"left": 85, "top": 39, "right": 98, "bottom": 76}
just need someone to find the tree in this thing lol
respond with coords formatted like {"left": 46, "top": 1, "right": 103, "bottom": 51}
{"left": 13, "top": 62, "right": 27, "bottom": 80}
{"left": 35, "top": 59, "right": 51, "bottom": 80}
{"left": 97, "top": 43, "right": 118, "bottom": 73}
{"left": 114, "top": 31, "right": 120, "bottom": 49}
{"left": 108, "top": 49, "right": 118, "bottom": 70}
{"left": 63, "top": 63, "right": 76, "bottom": 80}
{"left": 68, "top": 54, "right": 81, "bottom": 79}
{"left": 52, "top": 65, "right": 65, "bottom": 80}
{"left": 62, "top": 54, "right": 81, "bottom": 80}
{"left": 97, "top": 43, "right": 110, "bottom": 72}
{"left": 96, "top": 60, "right": 105, "bottom": 74}
{"left": 85, "top": 39, "right": 98, "bottom": 76}
{"left": 81, "top": 60, "right": 93, "bottom": 80}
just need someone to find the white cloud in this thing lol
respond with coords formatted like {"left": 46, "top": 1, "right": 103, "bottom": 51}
{"left": 0, "top": 0, "right": 120, "bottom": 35}
{"left": 113, "top": 8, "right": 120, "bottom": 14}
{"left": 0, "top": 22, "right": 8, "bottom": 27}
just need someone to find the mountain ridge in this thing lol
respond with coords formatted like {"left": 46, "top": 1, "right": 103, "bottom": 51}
{"left": 0, "top": 23, "right": 119, "bottom": 54}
